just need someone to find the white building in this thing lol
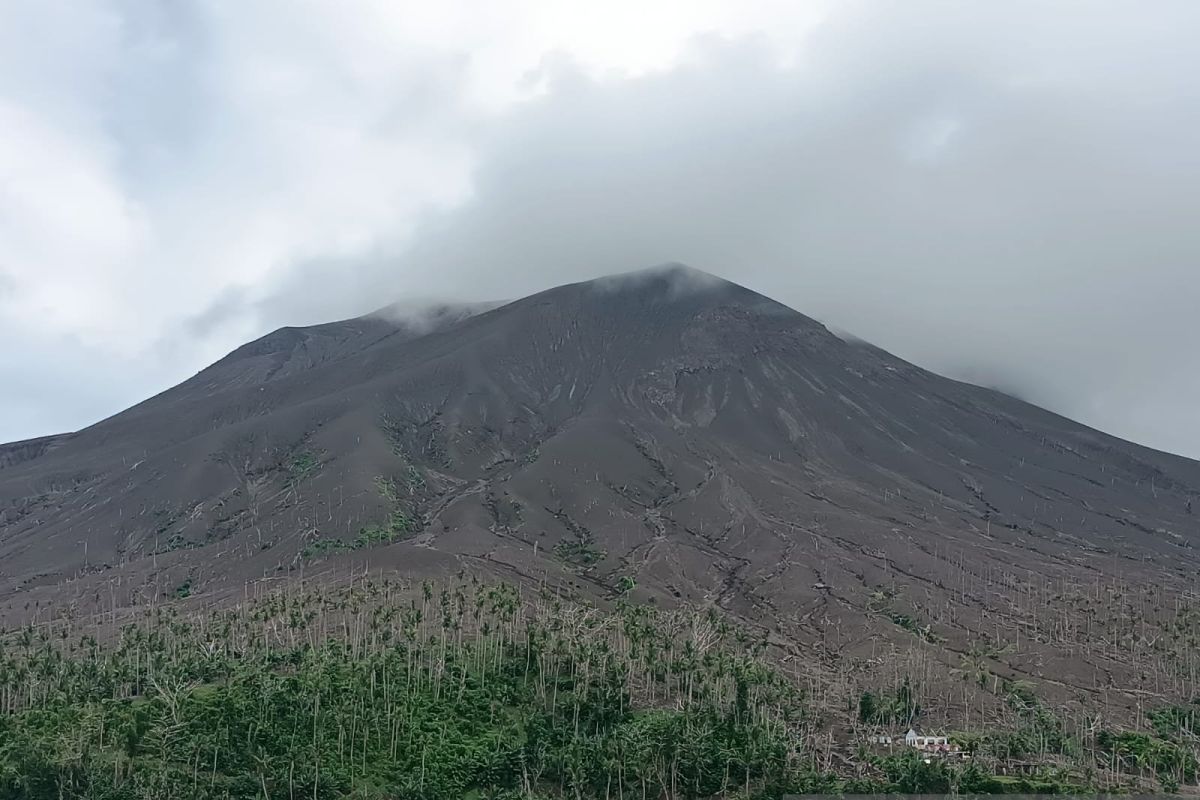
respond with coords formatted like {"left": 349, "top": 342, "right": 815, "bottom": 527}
{"left": 904, "top": 728, "right": 948, "bottom": 749}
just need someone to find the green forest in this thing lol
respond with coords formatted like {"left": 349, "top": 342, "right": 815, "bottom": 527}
{"left": 0, "top": 578, "right": 1196, "bottom": 799}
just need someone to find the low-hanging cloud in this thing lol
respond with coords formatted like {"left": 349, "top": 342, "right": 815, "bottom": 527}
{"left": 4, "top": 0, "right": 1200, "bottom": 459}
{"left": 240, "top": 1, "right": 1200, "bottom": 456}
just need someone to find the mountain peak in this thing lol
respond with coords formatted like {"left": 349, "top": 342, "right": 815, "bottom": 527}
{"left": 583, "top": 263, "right": 737, "bottom": 296}
{"left": 521, "top": 263, "right": 779, "bottom": 318}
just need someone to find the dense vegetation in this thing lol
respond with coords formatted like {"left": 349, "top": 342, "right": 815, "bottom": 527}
{"left": 0, "top": 578, "right": 1195, "bottom": 798}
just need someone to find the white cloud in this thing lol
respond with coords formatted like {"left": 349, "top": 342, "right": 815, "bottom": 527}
{"left": 0, "top": 101, "right": 149, "bottom": 341}
{"left": 0, "top": 1, "right": 823, "bottom": 356}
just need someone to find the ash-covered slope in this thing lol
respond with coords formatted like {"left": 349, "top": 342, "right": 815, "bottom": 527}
{"left": 2, "top": 265, "right": 1199, "bottom": 705}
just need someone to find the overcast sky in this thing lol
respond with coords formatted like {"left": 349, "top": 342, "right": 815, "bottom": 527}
{"left": 3, "top": 1, "right": 1200, "bottom": 458}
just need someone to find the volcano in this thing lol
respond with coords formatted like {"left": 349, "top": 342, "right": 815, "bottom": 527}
{"left": 2, "top": 265, "right": 1198, "bottom": 713}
